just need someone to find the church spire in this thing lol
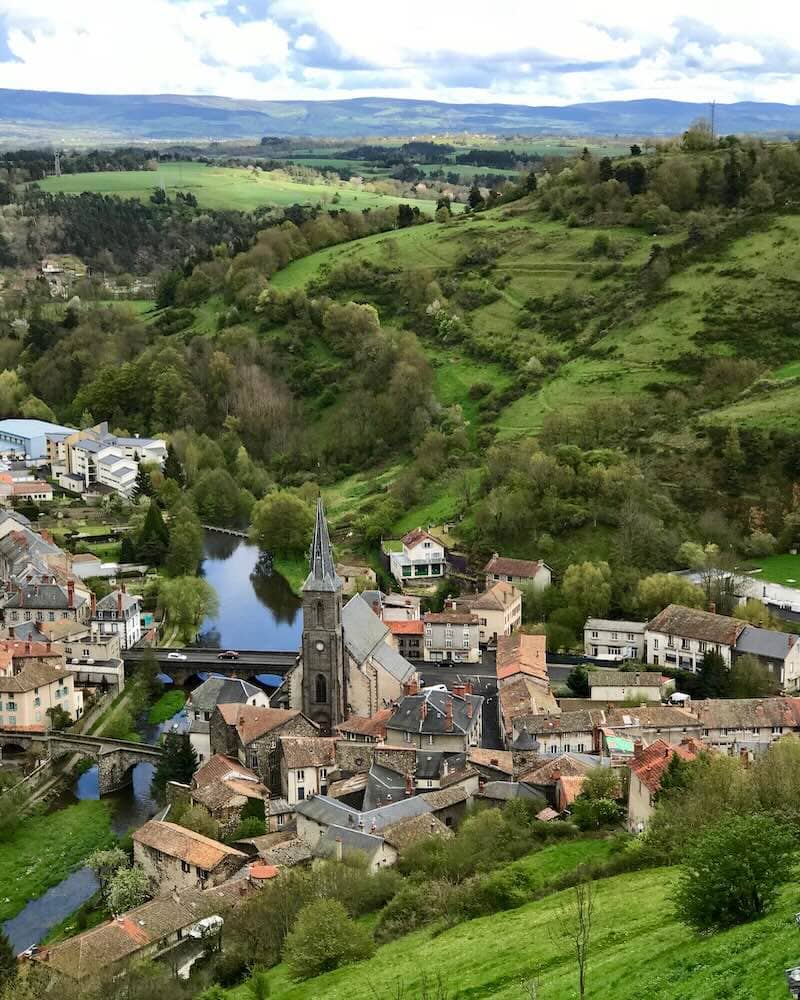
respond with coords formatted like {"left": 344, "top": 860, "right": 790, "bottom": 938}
{"left": 303, "top": 497, "right": 341, "bottom": 593}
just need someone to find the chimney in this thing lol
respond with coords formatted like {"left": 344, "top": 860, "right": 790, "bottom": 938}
{"left": 445, "top": 698, "right": 454, "bottom": 732}
{"left": 121, "top": 582, "right": 126, "bottom": 594}
{"left": 453, "top": 684, "right": 466, "bottom": 699}
{"left": 46, "top": 641, "right": 51, "bottom": 653}
{"left": 465, "top": 681, "right": 473, "bottom": 695}
{"left": 551, "top": 767, "right": 561, "bottom": 782}
{"left": 420, "top": 701, "right": 428, "bottom": 721}
{"left": 239, "top": 716, "right": 245, "bottom": 727}
{"left": 90, "top": 593, "right": 97, "bottom": 616}
{"left": 372, "top": 600, "right": 381, "bottom": 616}
{"left": 467, "top": 701, "right": 474, "bottom": 720}
{"left": 7, "top": 626, "right": 13, "bottom": 638}
{"left": 490, "top": 757, "right": 498, "bottom": 766}
{"left": 67, "top": 580, "right": 74, "bottom": 608}
{"left": 633, "top": 738, "right": 643, "bottom": 758}
{"left": 335, "top": 837, "right": 343, "bottom": 862}
{"left": 370, "top": 818, "right": 377, "bottom": 833}
{"left": 25, "top": 640, "right": 31, "bottom": 655}
{"left": 405, "top": 774, "right": 413, "bottom": 797}
{"left": 116, "top": 590, "right": 123, "bottom": 614}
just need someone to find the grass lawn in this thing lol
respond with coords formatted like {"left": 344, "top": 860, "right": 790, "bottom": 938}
{"left": 33, "top": 161, "right": 445, "bottom": 215}
{"left": 747, "top": 554, "right": 800, "bottom": 586}
{"left": 273, "top": 556, "right": 307, "bottom": 595}
{"left": 146, "top": 689, "right": 186, "bottom": 725}
{"left": 228, "top": 865, "right": 800, "bottom": 1000}
{"left": 0, "top": 800, "right": 115, "bottom": 923}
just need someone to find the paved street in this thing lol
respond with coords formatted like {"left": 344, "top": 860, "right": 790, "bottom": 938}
{"left": 414, "top": 654, "right": 503, "bottom": 749}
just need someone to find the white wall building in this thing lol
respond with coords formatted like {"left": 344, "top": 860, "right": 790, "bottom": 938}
{"left": 91, "top": 589, "right": 142, "bottom": 650}
{"left": 389, "top": 529, "right": 446, "bottom": 586}
{"left": 584, "top": 618, "right": 646, "bottom": 660}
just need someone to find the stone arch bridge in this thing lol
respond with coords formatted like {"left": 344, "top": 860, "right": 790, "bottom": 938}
{"left": 0, "top": 730, "right": 163, "bottom": 795}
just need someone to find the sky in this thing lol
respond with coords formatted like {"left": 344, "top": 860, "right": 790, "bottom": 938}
{"left": 1, "top": 1, "right": 800, "bottom": 106}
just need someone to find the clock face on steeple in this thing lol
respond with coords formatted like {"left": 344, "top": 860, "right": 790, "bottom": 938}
{"left": 315, "top": 640, "right": 325, "bottom": 651}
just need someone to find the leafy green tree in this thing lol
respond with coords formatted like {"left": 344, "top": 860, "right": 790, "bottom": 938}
{"left": 0, "top": 928, "right": 15, "bottom": 992}
{"left": 151, "top": 732, "right": 198, "bottom": 800}
{"left": 46, "top": 704, "right": 72, "bottom": 730}
{"left": 567, "top": 666, "right": 590, "bottom": 696}
{"left": 163, "top": 444, "right": 185, "bottom": 486}
{"left": 86, "top": 847, "right": 129, "bottom": 900}
{"left": 192, "top": 467, "right": 243, "bottom": 525}
{"left": 138, "top": 646, "right": 162, "bottom": 701}
{"left": 698, "top": 649, "right": 731, "bottom": 698}
{"left": 158, "top": 576, "right": 218, "bottom": 645}
{"left": 231, "top": 816, "right": 267, "bottom": 841}
{"left": 137, "top": 499, "right": 170, "bottom": 566}
{"left": 636, "top": 573, "right": 705, "bottom": 617}
{"left": 166, "top": 507, "right": 204, "bottom": 576}
{"left": 729, "top": 654, "right": 779, "bottom": 698}
{"left": 467, "top": 184, "right": 484, "bottom": 210}
{"left": 108, "top": 865, "right": 151, "bottom": 915}
{"left": 119, "top": 533, "right": 138, "bottom": 564}
{"left": 562, "top": 561, "right": 611, "bottom": 619}
{"left": 283, "top": 899, "right": 374, "bottom": 981}
{"left": 250, "top": 491, "right": 314, "bottom": 556}
{"left": 673, "top": 814, "right": 795, "bottom": 931}
{"left": 20, "top": 395, "right": 56, "bottom": 421}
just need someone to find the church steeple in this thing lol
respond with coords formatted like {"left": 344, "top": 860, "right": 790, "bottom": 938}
{"left": 303, "top": 497, "right": 341, "bottom": 593}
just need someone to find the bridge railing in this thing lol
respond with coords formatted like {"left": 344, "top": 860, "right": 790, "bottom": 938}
{"left": 49, "top": 731, "right": 163, "bottom": 752}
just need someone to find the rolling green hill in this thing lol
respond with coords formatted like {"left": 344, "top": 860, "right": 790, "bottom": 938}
{"left": 228, "top": 864, "right": 800, "bottom": 1000}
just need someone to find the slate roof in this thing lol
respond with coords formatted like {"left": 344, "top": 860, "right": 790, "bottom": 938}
{"left": 216, "top": 704, "right": 307, "bottom": 745}
{"left": 280, "top": 736, "right": 336, "bottom": 769}
{"left": 585, "top": 618, "right": 646, "bottom": 634}
{"left": 133, "top": 820, "right": 246, "bottom": 869}
{"left": 303, "top": 498, "right": 341, "bottom": 593}
{"left": 496, "top": 631, "right": 548, "bottom": 682}
{"left": 647, "top": 604, "right": 745, "bottom": 645}
{"left": 478, "top": 781, "right": 546, "bottom": 803}
{"left": 260, "top": 838, "right": 312, "bottom": 866}
{"left": 419, "top": 785, "right": 469, "bottom": 810}
{"left": 735, "top": 625, "right": 796, "bottom": 661}
{"left": 342, "top": 595, "right": 415, "bottom": 682}
{"left": 630, "top": 739, "right": 699, "bottom": 794}
{"left": 294, "top": 795, "right": 359, "bottom": 827}
{"left": 4, "top": 583, "right": 86, "bottom": 610}
{"left": 483, "top": 554, "right": 547, "bottom": 578}
{"left": 313, "top": 824, "right": 385, "bottom": 861}
{"left": 188, "top": 677, "right": 263, "bottom": 713}
{"left": 387, "top": 688, "right": 483, "bottom": 736}
{"left": 423, "top": 610, "right": 478, "bottom": 625}
{"left": 603, "top": 706, "right": 700, "bottom": 730}
{"left": 588, "top": 670, "right": 663, "bottom": 689}
{"left": 363, "top": 762, "right": 409, "bottom": 811}
{"left": 95, "top": 590, "right": 139, "bottom": 613}
{"left": 519, "top": 710, "right": 602, "bottom": 736}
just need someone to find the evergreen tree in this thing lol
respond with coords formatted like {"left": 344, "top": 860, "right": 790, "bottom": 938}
{"left": 163, "top": 444, "right": 185, "bottom": 487}
{"left": 151, "top": 732, "right": 198, "bottom": 800}
{"left": 698, "top": 649, "right": 731, "bottom": 698}
{"left": 468, "top": 183, "right": 484, "bottom": 210}
{"left": 0, "top": 927, "right": 15, "bottom": 991}
{"left": 131, "top": 464, "right": 153, "bottom": 501}
{"left": 137, "top": 499, "right": 170, "bottom": 566}
{"left": 119, "top": 533, "right": 138, "bottom": 564}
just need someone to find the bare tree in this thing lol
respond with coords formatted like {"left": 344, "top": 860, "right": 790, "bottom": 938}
{"left": 550, "top": 879, "right": 595, "bottom": 999}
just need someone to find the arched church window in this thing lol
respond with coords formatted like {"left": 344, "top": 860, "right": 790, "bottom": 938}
{"left": 315, "top": 673, "right": 327, "bottom": 704}
{"left": 316, "top": 600, "right": 324, "bottom": 626}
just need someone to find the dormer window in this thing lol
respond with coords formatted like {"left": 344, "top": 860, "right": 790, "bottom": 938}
{"left": 423, "top": 541, "right": 431, "bottom": 548}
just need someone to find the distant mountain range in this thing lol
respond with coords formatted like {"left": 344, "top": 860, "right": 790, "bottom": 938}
{"left": 2, "top": 90, "right": 800, "bottom": 143}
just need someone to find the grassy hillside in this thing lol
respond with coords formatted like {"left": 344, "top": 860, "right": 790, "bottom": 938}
{"left": 229, "top": 864, "right": 800, "bottom": 1000}
{"left": 32, "top": 161, "right": 447, "bottom": 214}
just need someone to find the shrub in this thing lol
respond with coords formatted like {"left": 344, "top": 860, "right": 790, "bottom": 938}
{"left": 672, "top": 813, "right": 796, "bottom": 931}
{"left": 375, "top": 880, "right": 452, "bottom": 941}
{"left": 230, "top": 816, "right": 267, "bottom": 841}
{"left": 283, "top": 899, "right": 374, "bottom": 980}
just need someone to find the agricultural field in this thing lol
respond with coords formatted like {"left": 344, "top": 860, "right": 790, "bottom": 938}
{"left": 32, "top": 161, "right": 447, "bottom": 214}
{"left": 227, "top": 863, "right": 800, "bottom": 1000}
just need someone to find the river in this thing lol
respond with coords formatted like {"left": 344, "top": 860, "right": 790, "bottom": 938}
{"left": 196, "top": 531, "right": 302, "bottom": 651}
{"left": 3, "top": 532, "right": 303, "bottom": 953}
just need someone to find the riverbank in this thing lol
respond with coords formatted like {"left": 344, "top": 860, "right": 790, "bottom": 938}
{"left": 272, "top": 556, "right": 306, "bottom": 595}
{"left": 0, "top": 799, "right": 115, "bottom": 925}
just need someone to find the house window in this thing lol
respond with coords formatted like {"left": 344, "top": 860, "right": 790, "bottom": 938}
{"left": 404, "top": 731, "right": 411, "bottom": 743}
{"left": 591, "top": 631, "right": 598, "bottom": 638}
{"left": 296, "top": 769, "right": 305, "bottom": 782}
{"left": 423, "top": 541, "right": 431, "bottom": 548}
{"left": 772, "top": 726, "right": 783, "bottom": 734}
{"left": 402, "top": 566, "right": 412, "bottom": 578}
{"left": 653, "top": 638, "right": 659, "bottom": 649}
{"left": 463, "top": 637, "right": 470, "bottom": 648}
{"left": 627, "top": 633, "right": 634, "bottom": 641}
{"left": 5, "top": 702, "right": 16, "bottom": 712}
{"left": 425, "top": 626, "right": 432, "bottom": 635}
{"left": 277, "top": 813, "right": 285, "bottom": 827}
{"left": 48, "top": 612, "right": 55, "bottom": 622}
{"left": 698, "top": 641, "right": 707, "bottom": 652}
{"left": 247, "top": 750, "right": 258, "bottom": 770}
{"left": 181, "top": 861, "right": 191, "bottom": 873}
{"left": 506, "top": 575, "right": 513, "bottom": 582}
{"left": 681, "top": 638, "right": 690, "bottom": 650}
{"left": 564, "top": 744, "right": 571, "bottom": 752}
{"left": 445, "top": 638, "right": 452, "bottom": 649}
{"left": 314, "top": 673, "right": 327, "bottom": 705}
{"left": 611, "top": 632, "right": 618, "bottom": 640}
{"left": 425, "top": 638, "right": 431, "bottom": 647}
{"left": 577, "top": 743, "right": 585, "bottom": 752}
{"left": 427, "top": 734, "right": 434, "bottom": 745}
{"left": 320, "top": 768, "right": 328, "bottom": 780}
{"left": 197, "top": 869, "right": 209, "bottom": 882}
{"left": 608, "top": 647, "right": 621, "bottom": 656}
{"left": 34, "top": 697, "right": 40, "bottom": 707}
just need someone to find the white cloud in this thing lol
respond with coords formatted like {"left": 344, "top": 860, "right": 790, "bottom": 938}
{"left": 0, "top": 1, "right": 799, "bottom": 104}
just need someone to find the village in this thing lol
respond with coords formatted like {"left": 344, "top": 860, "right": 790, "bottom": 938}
{"left": 3, "top": 477, "right": 800, "bottom": 992}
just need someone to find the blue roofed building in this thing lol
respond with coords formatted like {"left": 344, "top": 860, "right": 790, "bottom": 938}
{"left": 0, "top": 418, "right": 75, "bottom": 459}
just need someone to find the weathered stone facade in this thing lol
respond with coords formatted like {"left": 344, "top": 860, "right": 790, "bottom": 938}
{"left": 333, "top": 741, "right": 417, "bottom": 777}
{"left": 247, "top": 715, "right": 320, "bottom": 791}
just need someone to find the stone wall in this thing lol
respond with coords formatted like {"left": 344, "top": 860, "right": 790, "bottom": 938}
{"left": 249, "top": 716, "right": 320, "bottom": 792}
{"left": 334, "top": 741, "right": 416, "bottom": 776}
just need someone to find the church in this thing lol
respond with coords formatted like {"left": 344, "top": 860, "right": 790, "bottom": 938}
{"left": 286, "top": 499, "right": 416, "bottom": 733}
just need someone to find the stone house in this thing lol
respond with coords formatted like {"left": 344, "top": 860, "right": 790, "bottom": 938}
{"left": 3, "top": 579, "right": 89, "bottom": 626}
{"left": 452, "top": 581, "right": 522, "bottom": 645}
{"left": 603, "top": 705, "right": 704, "bottom": 746}
{"left": 91, "top": 588, "right": 142, "bottom": 650}
{"left": 132, "top": 820, "right": 247, "bottom": 894}
{"left": 627, "top": 738, "right": 700, "bottom": 833}
{"left": 422, "top": 610, "right": 480, "bottom": 663}
{"left": 188, "top": 754, "right": 276, "bottom": 838}
{"left": 483, "top": 553, "right": 551, "bottom": 591}
{"left": 209, "top": 704, "right": 319, "bottom": 792}
{"left": 187, "top": 677, "right": 270, "bottom": 764}
{"left": 512, "top": 710, "right": 602, "bottom": 755}
{"left": 385, "top": 684, "right": 483, "bottom": 751}
{"left": 584, "top": 618, "right": 646, "bottom": 660}
{"left": 688, "top": 697, "right": 800, "bottom": 753}
{"left": 645, "top": 604, "right": 744, "bottom": 671}
{"left": 733, "top": 626, "right": 800, "bottom": 691}
{"left": 279, "top": 735, "right": 337, "bottom": 804}
{"left": 334, "top": 708, "right": 392, "bottom": 743}
{"left": 335, "top": 562, "right": 377, "bottom": 596}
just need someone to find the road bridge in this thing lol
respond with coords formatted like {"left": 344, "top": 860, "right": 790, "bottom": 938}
{"left": 0, "top": 730, "right": 163, "bottom": 794}
{"left": 200, "top": 524, "right": 250, "bottom": 539}
{"left": 123, "top": 647, "right": 297, "bottom": 684}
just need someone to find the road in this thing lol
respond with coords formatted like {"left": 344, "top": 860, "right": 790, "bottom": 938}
{"left": 123, "top": 648, "right": 297, "bottom": 680}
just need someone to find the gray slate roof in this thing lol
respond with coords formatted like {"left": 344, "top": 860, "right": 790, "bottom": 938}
{"left": 585, "top": 618, "right": 646, "bottom": 633}
{"left": 387, "top": 689, "right": 483, "bottom": 736}
{"left": 303, "top": 498, "right": 341, "bottom": 593}
{"left": 363, "top": 762, "right": 408, "bottom": 812}
{"left": 295, "top": 795, "right": 359, "bottom": 827}
{"left": 478, "top": 781, "right": 547, "bottom": 803}
{"left": 588, "top": 670, "right": 663, "bottom": 688}
{"left": 95, "top": 590, "right": 139, "bottom": 613}
{"left": 343, "top": 594, "right": 414, "bottom": 683}
{"left": 296, "top": 792, "right": 434, "bottom": 834}
{"left": 735, "top": 625, "right": 796, "bottom": 661}
{"left": 4, "top": 583, "right": 86, "bottom": 610}
{"left": 188, "top": 676, "right": 263, "bottom": 712}
{"left": 313, "top": 823, "right": 385, "bottom": 861}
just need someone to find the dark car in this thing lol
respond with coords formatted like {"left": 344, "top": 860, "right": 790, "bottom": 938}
{"left": 217, "top": 650, "right": 240, "bottom": 660}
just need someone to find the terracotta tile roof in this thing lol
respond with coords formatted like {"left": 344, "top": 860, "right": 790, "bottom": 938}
{"left": 0, "top": 659, "right": 69, "bottom": 693}
{"left": 402, "top": 528, "right": 442, "bottom": 548}
{"left": 497, "top": 632, "right": 548, "bottom": 682}
{"left": 646, "top": 604, "right": 745, "bottom": 646}
{"left": 280, "top": 736, "right": 336, "bottom": 769}
{"left": 499, "top": 675, "right": 559, "bottom": 724}
{"left": 629, "top": 739, "right": 699, "bottom": 794}
{"left": 382, "top": 812, "right": 452, "bottom": 850}
{"left": 467, "top": 748, "right": 513, "bottom": 775}
{"left": 470, "top": 580, "right": 521, "bottom": 612}
{"left": 132, "top": 820, "right": 246, "bottom": 869}
{"left": 248, "top": 863, "right": 279, "bottom": 881}
{"left": 335, "top": 709, "right": 392, "bottom": 739}
{"left": 216, "top": 704, "right": 306, "bottom": 745}
{"left": 483, "top": 554, "right": 545, "bottom": 578}
{"left": 193, "top": 754, "right": 260, "bottom": 789}
{"left": 387, "top": 620, "right": 425, "bottom": 635}
{"left": 689, "top": 697, "right": 800, "bottom": 730}
{"left": 423, "top": 611, "right": 478, "bottom": 625}
{"left": 519, "top": 754, "right": 596, "bottom": 786}
{"left": 558, "top": 774, "right": 587, "bottom": 807}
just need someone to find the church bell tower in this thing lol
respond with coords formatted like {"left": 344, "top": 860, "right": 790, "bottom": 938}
{"left": 301, "top": 498, "right": 345, "bottom": 732}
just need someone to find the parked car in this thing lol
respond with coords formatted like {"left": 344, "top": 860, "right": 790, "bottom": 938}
{"left": 217, "top": 650, "right": 240, "bottom": 660}
{"left": 167, "top": 651, "right": 188, "bottom": 661}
